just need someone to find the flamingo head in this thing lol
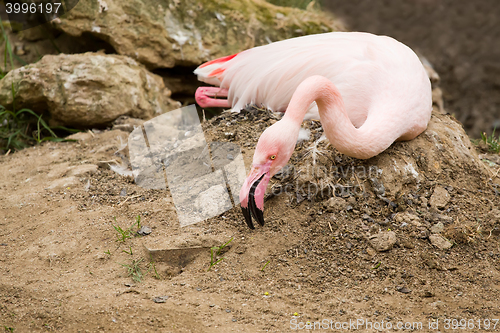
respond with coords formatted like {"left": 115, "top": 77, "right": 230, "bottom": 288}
{"left": 239, "top": 119, "right": 299, "bottom": 229}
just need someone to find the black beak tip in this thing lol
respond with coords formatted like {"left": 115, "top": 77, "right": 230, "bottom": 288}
{"left": 254, "top": 208, "right": 265, "bottom": 227}
{"left": 242, "top": 173, "right": 267, "bottom": 229}
{"left": 241, "top": 206, "right": 254, "bottom": 229}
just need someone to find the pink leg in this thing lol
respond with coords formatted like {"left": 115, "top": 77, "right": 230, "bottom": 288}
{"left": 195, "top": 87, "right": 230, "bottom": 108}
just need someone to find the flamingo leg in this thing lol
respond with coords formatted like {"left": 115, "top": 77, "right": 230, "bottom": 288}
{"left": 195, "top": 87, "right": 230, "bottom": 108}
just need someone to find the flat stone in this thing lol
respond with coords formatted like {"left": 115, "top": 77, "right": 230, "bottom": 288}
{"left": 147, "top": 246, "right": 208, "bottom": 268}
{"left": 47, "top": 176, "right": 79, "bottom": 189}
{"left": 325, "top": 197, "right": 347, "bottom": 212}
{"left": 430, "top": 222, "right": 444, "bottom": 234}
{"left": 67, "top": 164, "right": 98, "bottom": 177}
{"left": 368, "top": 231, "right": 397, "bottom": 252}
{"left": 366, "top": 247, "right": 377, "bottom": 256}
{"left": 66, "top": 132, "right": 93, "bottom": 141}
{"left": 429, "top": 234, "right": 453, "bottom": 249}
{"left": 429, "top": 186, "right": 450, "bottom": 209}
{"left": 137, "top": 226, "right": 152, "bottom": 236}
{"left": 397, "top": 286, "right": 411, "bottom": 294}
{"left": 153, "top": 296, "right": 169, "bottom": 303}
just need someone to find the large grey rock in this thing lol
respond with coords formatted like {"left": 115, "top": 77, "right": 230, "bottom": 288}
{"left": 52, "top": 0, "right": 344, "bottom": 69}
{"left": 0, "top": 52, "right": 181, "bottom": 127}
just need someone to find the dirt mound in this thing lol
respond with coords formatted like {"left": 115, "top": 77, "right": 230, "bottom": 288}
{"left": 1, "top": 109, "right": 499, "bottom": 331}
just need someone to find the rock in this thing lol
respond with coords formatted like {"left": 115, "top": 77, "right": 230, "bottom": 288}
{"left": 0, "top": 52, "right": 181, "bottom": 127}
{"left": 431, "top": 213, "right": 453, "bottom": 224}
{"left": 421, "top": 291, "right": 434, "bottom": 298}
{"left": 366, "top": 247, "right": 377, "bottom": 257}
{"left": 396, "top": 286, "right": 411, "bottom": 294}
{"left": 429, "top": 234, "right": 453, "bottom": 250}
{"left": 54, "top": 0, "right": 345, "bottom": 69}
{"left": 137, "top": 226, "right": 152, "bottom": 236}
{"left": 401, "top": 240, "right": 415, "bottom": 249}
{"left": 429, "top": 186, "right": 450, "bottom": 209}
{"left": 430, "top": 222, "right": 444, "bottom": 234}
{"left": 395, "top": 212, "right": 421, "bottom": 226}
{"left": 47, "top": 176, "right": 79, "bottom": 189}
{"left": 67, "top": 164, "right": 99, "bottom": 177}
{"left": 153, "top": 296, "right": 169, "bottom": 303}
{"left": 368, "top": 231, "right": 397, "bottom": 252}
{"left": 487, "top": 209, "right": 500, "bottom": 222}
{"left": 66, "top": 132, "right": 94, "bottom": 141}
{"left": 362, "top": 214, "right": 374, "bottom": 223}
{"left": 325, "top": 197, "right": 347, "bottom": 212}
{"left": 421, "top": 253, "right": 439, "bottom": 269}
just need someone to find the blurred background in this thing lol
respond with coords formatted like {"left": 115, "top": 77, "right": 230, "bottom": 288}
{"left": 270, "top": 0, "right": 500, "bottom": 137}
{"left": 323, "top": 0, "right": 500, "bottom": 137}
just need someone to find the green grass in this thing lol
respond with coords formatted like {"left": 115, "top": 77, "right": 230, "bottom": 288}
{"left": 480, "top": 128, "right": 500, "bottom": 154}
{"left": 120, "top": 259, "right": 144, "bottom": 282}
{"left": 111, "top": 215, "right": 143, "bottom": 243}
{"left": 261, "top": 260, "right": 270, "bottom": 271}
{"left": 207, "top": 237, "right": 233, "bottom": 271}
{"left": 112, "top": 217, "right": 133, "bottom": 243}
{"left": 0, "top": 16, "right": 77, "bottom": 153}
{"left": 148, "top": 254, "right": 161, "bottom": 280}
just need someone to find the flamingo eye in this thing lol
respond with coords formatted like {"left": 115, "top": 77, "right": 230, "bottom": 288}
{"left": 270, "top": 155, "right": 276, "bottom": 160}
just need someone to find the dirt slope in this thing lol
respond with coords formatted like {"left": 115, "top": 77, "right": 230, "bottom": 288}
{"left": 1, "top": 110, "right": 500, "bottom": 332}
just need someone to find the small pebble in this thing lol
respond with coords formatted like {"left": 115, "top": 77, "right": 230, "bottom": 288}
{"left": 397, "top": 286, "right": 411, "bottom": 294}
{"left": 153, "top": 296, "right": 169, "bottom": 303}
{"left": 137, "top": 226, "right": 152, "bottom": 236}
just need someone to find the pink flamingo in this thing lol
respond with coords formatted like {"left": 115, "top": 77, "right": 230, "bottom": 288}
{"left": 194, "top": 32, "right": 432, "bottom": 228}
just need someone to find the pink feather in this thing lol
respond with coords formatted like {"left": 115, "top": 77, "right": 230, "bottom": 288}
{"left": 194, "top": 32, "right": 430, "bottom": 122}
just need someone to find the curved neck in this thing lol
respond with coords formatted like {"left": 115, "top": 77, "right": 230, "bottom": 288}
{"left": 282, "top": 75, "right": 392, "bottom": 159}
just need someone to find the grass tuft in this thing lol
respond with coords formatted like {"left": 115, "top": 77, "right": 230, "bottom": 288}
{"left": 120, "top": 259, "right": 144, "bottom": 282}
{"left": 208, "top": 237, "right": 233, "bottom": 271}
{"left": 480, "top": 128, "right": 500, "bottom": 154}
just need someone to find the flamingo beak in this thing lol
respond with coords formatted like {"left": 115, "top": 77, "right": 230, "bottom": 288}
{"left": 239, "top": 161, "right": 272, "bottom": 229}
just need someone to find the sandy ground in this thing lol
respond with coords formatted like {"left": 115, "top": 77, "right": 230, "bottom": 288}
{"left": 1, "top": 109, "right": 500, "bottom": 332}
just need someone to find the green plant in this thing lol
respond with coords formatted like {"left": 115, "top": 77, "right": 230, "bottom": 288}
{"left": 480, "top": 128, "right": 500, "bottom": 154}
{"left": 112, "top": 217, "right": 133, "bottom": 242}
{"left": 147, "top": 254, "right": 161, "bottom": 280}
{"left": 120, "top": 258, "right": 144, "bottom": 282}
{"left": 207, "top": 237, "right": 233, "bottom": 271}
{"left": 3, "top": 326, "right": 14, "bottom": 332}
{"left": 111, "top": 215, "right": 144, "bottom": 242}
{"left": 122, "top": 245, "right": 133, "bottom": 255}
{"left": 261, "top": 260, "right": 270, "bottom": 271}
